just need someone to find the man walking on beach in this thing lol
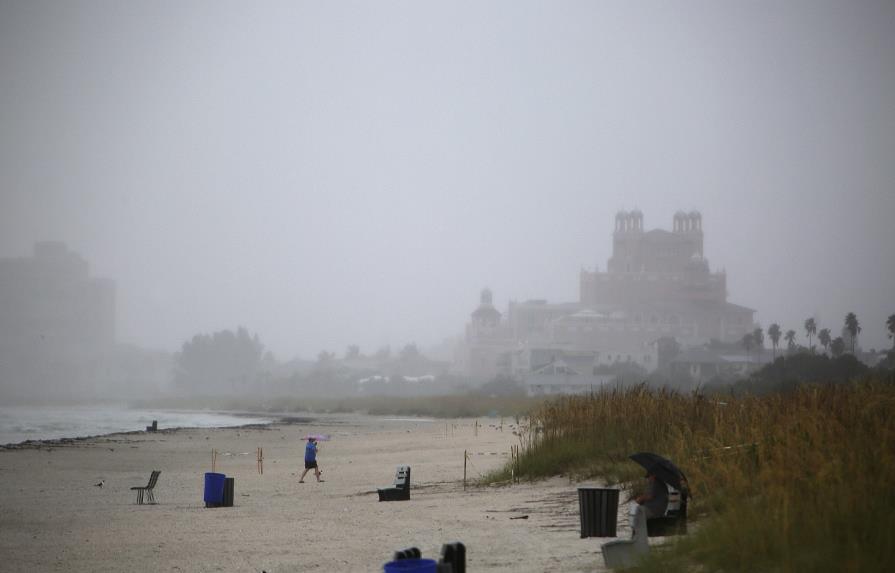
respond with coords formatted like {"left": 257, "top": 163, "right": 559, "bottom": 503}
{"left": 299, "top": 437, "right": 323, "bottom": 483}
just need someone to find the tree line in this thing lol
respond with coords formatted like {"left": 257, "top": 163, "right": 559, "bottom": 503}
{"left": 742, "top": 312, "right": 895, "bottom": 360}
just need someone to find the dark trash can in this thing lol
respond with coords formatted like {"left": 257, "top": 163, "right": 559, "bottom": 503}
{"left": 578, "top": 487, "right": 619, "bottom": 538}
{"left": 204, "top": 472, "right": 226, "bottom": 507}
{"left": 440, "top": 542, "right": 466, "bottom": 573}
{"left": 222, "top": 477, "right": 235, "bottom": 507}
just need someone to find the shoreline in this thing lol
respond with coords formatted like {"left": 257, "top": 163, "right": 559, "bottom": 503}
{"left": 0, "top": 404, "right": 465, "bottom": 450}
{"left": 0, "top": 422, "right": 273, "bottom": 451}
{"left": 0, "top": 409, "right": 443, "bottom": 450}
{"left": 0, "top": 408, "right": 314, "bottom": 450}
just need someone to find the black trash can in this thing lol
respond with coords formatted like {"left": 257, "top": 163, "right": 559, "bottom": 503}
{"left": 222, "top": 477, "right": 235, "bottom": 507}
{"left": 578, "top": 487, "right": 619, "bottom": 538}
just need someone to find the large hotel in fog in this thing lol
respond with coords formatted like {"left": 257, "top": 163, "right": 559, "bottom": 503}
{"left": 459, "top": 210, "right": 756, "bottom": 382}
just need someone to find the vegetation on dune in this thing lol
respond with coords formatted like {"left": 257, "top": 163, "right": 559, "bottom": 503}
{"left": 489, "top": 375, "right": 895, "bottom": 572}
{"left": 711, "top": 353, "right": 871, "bottom": 396}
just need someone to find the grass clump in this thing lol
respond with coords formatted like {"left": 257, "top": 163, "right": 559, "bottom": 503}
{"left": 497, "top": 378, "right": 895, "bottom": 572}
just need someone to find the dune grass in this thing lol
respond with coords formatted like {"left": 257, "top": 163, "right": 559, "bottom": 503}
{"left": 489, "top": 379, "right": 895, "bottom": 572}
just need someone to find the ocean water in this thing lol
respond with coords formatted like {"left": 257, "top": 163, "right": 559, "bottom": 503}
{"left": 0, "top": 406, "right": 274, "bottom": 446}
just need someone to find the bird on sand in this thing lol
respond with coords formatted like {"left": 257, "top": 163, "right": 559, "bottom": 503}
{"left": 94, "top": 480, "right": 104, "bottom": 488}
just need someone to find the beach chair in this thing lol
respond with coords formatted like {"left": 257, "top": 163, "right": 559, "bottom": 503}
{"left": 387, "top": 543, "right": 465, "bottom": 573}
{"left": 601, "top": 504, "right": 649, "bottom": 569}
{"left": 378, "top": 465, "right": 411, "bottom": 501}
{"left": 393, "top": 547, "right": 421, "bottom": 561}
{"left": 131, "top": 470, "right": 161, "bottom": 505}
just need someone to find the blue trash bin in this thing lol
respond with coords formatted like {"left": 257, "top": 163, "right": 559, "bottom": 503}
{"left": 383, "top": 559, "right": 437, "bottom": 573}
{"left": 204, "top": 472, "right": 226, "bottom": 506}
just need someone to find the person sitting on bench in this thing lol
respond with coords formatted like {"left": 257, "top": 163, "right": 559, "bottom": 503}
{"left": 634, "top": 471, "right": 668, "bottom": 519}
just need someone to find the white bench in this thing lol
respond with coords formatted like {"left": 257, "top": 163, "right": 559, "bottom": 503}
{"left": 601, "top": 504, "right": 649, "bottom": 569}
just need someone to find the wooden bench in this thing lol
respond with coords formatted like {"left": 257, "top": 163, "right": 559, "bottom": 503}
{"left": 130, "top": 470, "right": 161, "bottom": 505}
{"left": 377, "top": 465, "right": 410, "bottom": 501}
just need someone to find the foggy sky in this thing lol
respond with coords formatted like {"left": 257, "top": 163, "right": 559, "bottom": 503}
{"left": 2, "top": 0, "right": 894, "bottom": 358}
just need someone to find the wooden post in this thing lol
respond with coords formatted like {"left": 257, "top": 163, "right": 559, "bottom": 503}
{"left": 511, "top": 446, "right": 515, "bottom": 484}
{"left": 510, "top": 446, "right": 516, "bottom": 483}
{"left": 212, "top": 449, "right": 217, "bottom": 473}
{"left": 511, "top": 445, "right": 516, "bottom": 484}
{"left": 463, "top": 449, "right": 467, "bottom": 491}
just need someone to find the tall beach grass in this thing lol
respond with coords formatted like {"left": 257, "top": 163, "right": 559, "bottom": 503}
{"left": 491, "top": 378, "right": 895, "bottom": 572}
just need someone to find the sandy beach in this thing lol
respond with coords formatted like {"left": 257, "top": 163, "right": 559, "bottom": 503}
{"left": 0, "top": 414, "right": 635, "bottom": 572}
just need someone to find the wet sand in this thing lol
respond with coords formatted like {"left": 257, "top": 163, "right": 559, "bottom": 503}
{"left": 0, "top": 413, "right": 633, "bottom": 572}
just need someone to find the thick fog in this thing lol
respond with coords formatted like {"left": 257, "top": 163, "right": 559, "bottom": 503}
{"left": 2, "top": 0, "right": 894, "bottom": 362}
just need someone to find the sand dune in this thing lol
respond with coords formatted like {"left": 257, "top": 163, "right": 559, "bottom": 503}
{"left": 0, "top": 414, "right": 631, "bottom": 572}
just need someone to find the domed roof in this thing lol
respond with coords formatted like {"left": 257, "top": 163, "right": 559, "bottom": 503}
{"left": 472, "top": 304, "right": 501, "bottom": 322}
{"left": 472, "top": 287, "right": 501, "bottom": 323}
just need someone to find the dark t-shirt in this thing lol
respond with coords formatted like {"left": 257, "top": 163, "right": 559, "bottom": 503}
{"left": 304, "top": 441, "right": 317, "bottom": 462}
{"left": 643, "top": 479, "right": 669, "bottom": 519}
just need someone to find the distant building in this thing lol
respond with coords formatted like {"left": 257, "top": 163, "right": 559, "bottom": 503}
{"left": 516, "top": 349, "right": 616, "bottom": 396}
{"left": 0, "top": 242, "right": 115, "bottom": 400}
{"left": 670, "top": 347, "right": 770, "bottom": 385}
{"left": 459, "top": 211, "right": 756, "bottom": 381}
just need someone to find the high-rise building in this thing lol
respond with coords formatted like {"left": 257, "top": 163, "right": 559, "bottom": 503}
{"left": 0, "top": 242, "right": 115, "bottom": 399}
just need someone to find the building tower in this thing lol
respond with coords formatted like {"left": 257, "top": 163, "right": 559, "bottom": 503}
{"left": 471, "top": 288, "right": 501, "bottom": 328}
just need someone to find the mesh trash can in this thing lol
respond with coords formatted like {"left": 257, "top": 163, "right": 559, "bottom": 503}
{"left": 578, "top": 487, "right": 619, "bottom": 537}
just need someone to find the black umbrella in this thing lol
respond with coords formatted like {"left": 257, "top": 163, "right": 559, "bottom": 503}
{"left": 629, "top": 452, "right": 688, "bottom": 494}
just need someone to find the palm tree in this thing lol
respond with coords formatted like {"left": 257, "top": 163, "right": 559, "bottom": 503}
{"left": 887, "top": 314, "right": 895, "bottom": 349}
{"left": 804, "top": 318, "right": 817, "bottom": 351}
{"left": 742, "top": 332, "right": 754, "bottom": 362}
{"left": 784, "top": 329, "right": 797, "bottom": 353}
{"left": 752, "top": 327, "right": 764, "bottom": 361}
{"left": 831, "top": 336, "right": 846, "bottom": 358}
{"left": 818, "top": 328, "right": 832, "bottom": 355}
{"left": 844, "top": 312, "right": 861, "bottom": 354}
{"left": 768, "top": 323, "right": 782, "bottom": 359}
